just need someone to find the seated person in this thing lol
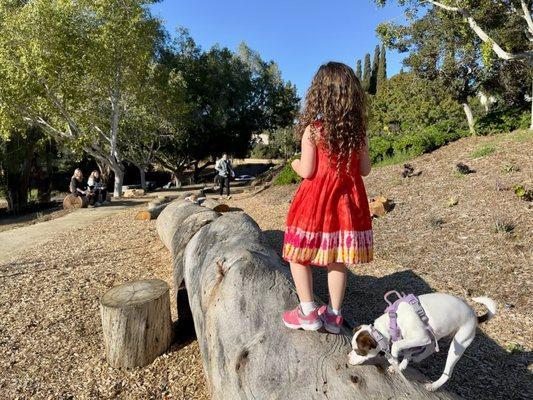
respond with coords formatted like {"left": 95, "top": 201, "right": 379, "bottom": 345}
{"left": 70, "top": 168, "right": 95, "bottom": 206}
{"left": 88, "top": 170, "right": 109, "bottom": 205}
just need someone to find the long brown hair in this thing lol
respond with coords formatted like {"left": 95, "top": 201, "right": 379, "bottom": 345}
{"left": 297, "top": 62, "right": 367, "bottom": 172}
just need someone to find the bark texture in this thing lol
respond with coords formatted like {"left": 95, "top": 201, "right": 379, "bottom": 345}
{"left": 156, "top": 202, "right": 461, "bottom": 400}
{"left": 100, "top": 279, "right": 172, "bottom": 368}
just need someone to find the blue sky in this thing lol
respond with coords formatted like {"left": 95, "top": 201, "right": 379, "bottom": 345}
{"left": 150, "top": 0, "right": 408, "bottom": 97}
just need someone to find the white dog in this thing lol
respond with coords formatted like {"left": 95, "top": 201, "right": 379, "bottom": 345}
{"left": 348, "top": 293, "right": 497, "bottom": 391}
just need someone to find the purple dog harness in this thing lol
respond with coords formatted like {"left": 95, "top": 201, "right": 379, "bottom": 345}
{"left": 371, "top": 291, "right": 439, "bottom": 357}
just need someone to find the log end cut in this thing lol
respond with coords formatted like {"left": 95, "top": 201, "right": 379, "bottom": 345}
{"left": 100, "top": 279, "right": 172, "bottom": 368}
{"left": 63, "top": 194, "right": 88, "bottom": 210}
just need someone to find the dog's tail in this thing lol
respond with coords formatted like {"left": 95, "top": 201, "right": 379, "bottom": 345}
{"left": 472, "top": 296, "right": 497, "bottom": 324}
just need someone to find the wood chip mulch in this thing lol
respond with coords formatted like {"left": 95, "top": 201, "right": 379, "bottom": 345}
{"left": 0, "top": 210, "right": 209, "bottom": 400}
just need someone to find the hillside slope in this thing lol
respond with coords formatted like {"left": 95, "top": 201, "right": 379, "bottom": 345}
{"left": 227, "top": 130, "right": 532, "bottom": 400}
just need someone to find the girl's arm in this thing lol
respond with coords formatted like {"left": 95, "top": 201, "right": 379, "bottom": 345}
{"left": 358, "top": 135, "right": 371, "bottom": 177}
{"left": 291, "top": 125, "right": 317, "bottom": 179}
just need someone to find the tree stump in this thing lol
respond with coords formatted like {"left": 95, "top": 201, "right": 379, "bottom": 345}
{"left": 63, "top": 194, "right": 88, "bottom": 210}
{"left": 100, "top": 279, "right": 173, "bottom": 368}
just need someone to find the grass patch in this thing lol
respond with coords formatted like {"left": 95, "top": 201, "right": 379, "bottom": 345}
{"left": 501, "top": 163, "right": 520, "bottom": 173}
{"left": 505, "top": 342, "right": 525, "bottom": 354}
{"left": 470, "top": 144, "right": 495, "bottom": 158}
{"left": 374, "top": 151, "right": 414, "bottom": 168}
{"left": 492, "top": 219, "right": 515, "bottom": 235}
{"left": 509, "top": 129, "right": 533, "bottom": 143}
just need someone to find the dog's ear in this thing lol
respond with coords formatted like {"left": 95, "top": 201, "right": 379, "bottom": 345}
{"left": 352, "top": 325, "right": 362, "bottom": 333}
{"left": 355, "top": 331, "right": 377, "bottom": 355}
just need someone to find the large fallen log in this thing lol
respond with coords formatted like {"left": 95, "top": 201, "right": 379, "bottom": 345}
{"left": 157, "top": 202, "right": 459, "bottom": 400}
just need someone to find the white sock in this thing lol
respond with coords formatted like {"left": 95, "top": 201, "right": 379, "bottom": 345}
{"left": 300, "top": 301, "right": 317, "bottom": 316}
{"left": 327, "top": 304, "right": 341, "bottom": 316}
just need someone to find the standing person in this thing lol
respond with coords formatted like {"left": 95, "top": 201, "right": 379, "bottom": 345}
{"left": 282, "top": 62, "right": 373, "bottom": 333}
{"left": 69, "top": 168, "right": 95, "bottom": 206}
{"left": 215, "top": 153, "right": 235, "bottom": 199}
{"left": 88, "top": 170, "right": 109, "bottom": 206}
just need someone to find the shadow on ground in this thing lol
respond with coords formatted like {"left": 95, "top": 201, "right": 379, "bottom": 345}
{"left": 263, "top": 229, "right": 532, "bottom": 400}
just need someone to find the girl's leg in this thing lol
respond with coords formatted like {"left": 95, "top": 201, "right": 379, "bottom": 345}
{"left": 290, "top": 262, "right": 314, "bottom": 303}
{"left": 327, "top": 262, "right": 347, "bottom": 312}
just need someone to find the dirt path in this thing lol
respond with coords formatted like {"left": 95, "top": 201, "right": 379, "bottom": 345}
{"left": 0, "top": 199, "right": 147, "bottom": 263}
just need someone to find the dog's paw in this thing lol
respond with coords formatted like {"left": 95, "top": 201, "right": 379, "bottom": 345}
{"left": 387, "top": 365, "right": 398, "bottom": 374}
{"left": 398, "top": 359, "right": 408, "bottom": 372}
{"left": 425, "top": 383, "right": 438, "bottom": 392}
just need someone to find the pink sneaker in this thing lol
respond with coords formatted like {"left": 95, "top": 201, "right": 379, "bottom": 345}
{"left": 282, "top": 306, "right": 322, "bottom": 331}
{"left": 318, "top": 305, "right": 343, "bottom": 334}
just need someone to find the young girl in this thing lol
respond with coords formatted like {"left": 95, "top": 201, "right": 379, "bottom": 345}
{"left": 282, "top": 62, "right": 373, "bottom": 334}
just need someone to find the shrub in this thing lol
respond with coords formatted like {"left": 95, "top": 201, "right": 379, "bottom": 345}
{"left": 475, "top": 107, "right": 529, "bottom": 135}
{"left": 369, "top": 135, "right": 394, "bottom": 163}
{"left": 273, "top": 157, "right": 302, "bottom": 185}
{"left": 250, "top": 142, "right": 281, "bottom": 159}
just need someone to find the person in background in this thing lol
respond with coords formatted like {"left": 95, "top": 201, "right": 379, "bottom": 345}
{"left": 215, "top": 153, "right": 235, "bottom": 199}
{"left": 88, "top": 170, "right": 109, "bottom": 206}
{"left": 70, "top": 168, "right": 95, "bottom": 206}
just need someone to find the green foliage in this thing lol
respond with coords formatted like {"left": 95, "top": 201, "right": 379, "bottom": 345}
{"left": 267, "top": 126, "right": 299, "bottom": 160}
{"left": 377, "top": 44, "right": 387, "bottom": 89}
{"left": 505, "top": 342, "right": 525, "bottom": 354}
{"left": 355, "top": 59, "right": 362, "bottom": 81}
{"left": 250, "top": 143, "right": 280, "bottom": 159}
{"left": 273, "top": 157, "right": 302, "bottom": 185}
{"left": 513, "top": 185, "right": 533, "bottom": 201}
{"left": 368, "top": 72, "right": 469, "bottom": 163}
{"left": 362, "top": 53, "right": 371, "bottom": 92}
{"left": 470, "top": 145, "right": 495, "bottom": 158}
{"left": 475, "top": 108, "right": 530, "bottom": 135}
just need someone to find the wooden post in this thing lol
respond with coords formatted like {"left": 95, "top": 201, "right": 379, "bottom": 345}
{"left": 100, "top": 279, "right": 173, "bottom": 368}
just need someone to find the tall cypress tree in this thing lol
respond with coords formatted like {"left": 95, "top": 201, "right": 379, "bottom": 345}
{"left": 362, "top": 53, "right": 371, "bottom": 92}
{"left": 370, "top": 45, "right": 380, "bottom": 94}
{"left": 355, "top": 59, "right": 362, "bottom": 81}
{"left": 377, "top": 44, "right": 387, "bottom": 90}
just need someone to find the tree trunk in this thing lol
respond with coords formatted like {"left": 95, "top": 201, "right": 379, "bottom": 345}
{"left": 462, "top": 102, "right": 476, "bottom": 135}
{"left": 113, "top": 166, "right": 124, "bottom": 198}
{"left": 139, "top": 167, "right": 147, "bottom": 190}
{"left": 156, "top": 202, "right": 460, "bottom": 400}
{"left": 100, "top": 279, "right": 172, "bottom": 368}
{"left": 530, "top": 77, "right": 533, "bottom": 131}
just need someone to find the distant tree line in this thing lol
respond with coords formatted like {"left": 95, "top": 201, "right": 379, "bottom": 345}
{"left": 0, "top": 1, "right": 298, "bottom": 213}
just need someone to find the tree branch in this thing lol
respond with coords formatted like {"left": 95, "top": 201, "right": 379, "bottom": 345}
{"left": 520, "top": 0, "right": 533, "bottom": 36}
{"left": 426, "top": 0, "right": 533, "bottom": 61}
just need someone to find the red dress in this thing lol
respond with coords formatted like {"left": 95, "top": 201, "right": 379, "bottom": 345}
{"left": 282, "top": 127, "right": 373, "bottom": 267}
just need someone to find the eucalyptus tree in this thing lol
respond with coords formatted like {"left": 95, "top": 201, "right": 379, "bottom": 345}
{"left": 374, "top": 0, "right": 533, "bottom": 129}
{"left": 0, "top": 0, "right": 162, "bottom": 196}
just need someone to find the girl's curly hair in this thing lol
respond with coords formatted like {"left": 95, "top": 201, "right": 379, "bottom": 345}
{"left": 297, "top": 62, "right": 367, "bottom": 173}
